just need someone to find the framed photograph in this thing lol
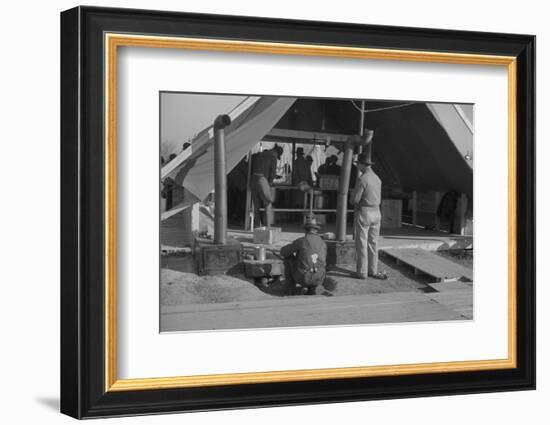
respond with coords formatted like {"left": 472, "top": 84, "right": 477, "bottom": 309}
{"left": 60, "top": 6, "right": 535, "bottom": 419}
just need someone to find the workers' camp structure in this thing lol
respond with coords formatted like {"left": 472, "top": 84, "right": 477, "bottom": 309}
{"left": 160, "top": 95, "right": 473, "bottom": 274}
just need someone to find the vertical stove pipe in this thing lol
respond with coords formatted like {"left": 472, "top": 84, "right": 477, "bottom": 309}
{"left": 335, "top": 132, "right": 373, "bottom": 241}
{"left": 213, "top": 114, "right": 232, "bottom": 244}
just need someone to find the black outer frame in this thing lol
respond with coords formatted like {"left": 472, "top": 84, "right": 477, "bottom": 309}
{"left": 60, "top": 6, "right": 535, "bottom": 419}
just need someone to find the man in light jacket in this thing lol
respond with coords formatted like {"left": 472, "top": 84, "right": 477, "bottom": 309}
{"left": 350, "top": 153, "right": 387, "bottom": 280}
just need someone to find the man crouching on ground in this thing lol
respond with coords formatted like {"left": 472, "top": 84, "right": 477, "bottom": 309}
{"left": 280, "top": 215, "right": 327, "bottom": 295}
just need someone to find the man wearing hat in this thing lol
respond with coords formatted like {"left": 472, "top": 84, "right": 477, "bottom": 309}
{"left": 292, "top": 147, "right": 313, "bottom": 208}
{"left": 317, "top": 155, "right": 341, "bottom": 212}
{"left": 292, "top": 147, "right": 313, "bottom": 186}
{"left": 350, "top": 152, "right": 387, "bottom": 279}
{"left": 251, "top": 145, "right": 283, "bottom": 227}
{"left": 280, "top": 215, "right": 327, "bottom": 295}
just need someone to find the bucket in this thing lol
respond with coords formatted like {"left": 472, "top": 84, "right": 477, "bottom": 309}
{"left": 314, "top": 194, "right": 325, "bottom": 209}
{"left": 255, "top": 246, "right": 266, "bottom": 261}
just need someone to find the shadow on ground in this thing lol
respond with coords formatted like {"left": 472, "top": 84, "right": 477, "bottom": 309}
{"left": 35, "top": 397, "right": 59, "bottom": 412}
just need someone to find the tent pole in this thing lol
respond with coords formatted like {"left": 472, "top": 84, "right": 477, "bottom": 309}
{"left": 358, "top": 100, "right": 365, "bottom": 153}
{"left": 244, "top": 151, "right": 253, "bottom": 231}
{"left": 335, "top": 133, "right": 373, "bottom": 241}
{"left": 213, "top": 114, "right": 231, "bottom": 244}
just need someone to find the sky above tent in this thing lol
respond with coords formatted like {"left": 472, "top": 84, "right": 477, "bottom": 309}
{"left": 160, "top": 92, "right": 246, "bottom": 158}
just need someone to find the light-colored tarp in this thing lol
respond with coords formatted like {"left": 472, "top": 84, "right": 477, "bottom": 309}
{"left": 161, "top": 96, "right": 260, "bottom": 180}
{"left": 426, "top": 103, "right": 473, "bottom": 167}
{"left": 170, "top": 96, "right": 296, "bottom": 201}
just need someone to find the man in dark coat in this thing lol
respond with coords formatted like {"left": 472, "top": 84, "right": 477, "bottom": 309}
{"left": 318, "top": 155, "right": 340, "bottom": 176}
{"left": 318, "top": 155, "right": 340, "bottom": 210}
{"left": 292, "top": 147, "right": 312, "bottom": 186}
{"left": 251, "top": 145, "right": 282, "bottom": 227}
{"left": 280, "top": 215, "right": 327, "bottom": 295}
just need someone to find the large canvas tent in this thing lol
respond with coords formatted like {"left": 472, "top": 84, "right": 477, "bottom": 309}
{"left": 270, "top": 98, "right": 473, "bottom": 196}
{"left": 161, "top": 96, "right": 473, "bottom": 220}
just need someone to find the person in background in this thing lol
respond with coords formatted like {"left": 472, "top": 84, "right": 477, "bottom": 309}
{"left": 318, "top": 155, "right": 340, "bottom": 211}
{"left": 251, "top": 145, "right": 283, "bottom": 227}
{"left": 292, "top": 147, "right": 312, "bottom": 186}
{"left": 350, "top": 153, "right": 387, "bottom": 280}
{"left": 227, "top": 156, "right": 249, "bottom": 223}
{"left": 326, "top": 155, "right": 341, "bottom": 175}
{"left": 280, "top": 215, "right": 327, "bottom": 295}
{"left": 292, "top": 148, "right": 313, "bottom": 208}
{"left": 318, "top": 155, "right": 340, "bottom": 176}
{"left": 317, "top": 157, "right": 331, "bottom": 176}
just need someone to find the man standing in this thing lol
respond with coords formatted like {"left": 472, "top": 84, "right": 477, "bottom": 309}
{"left": 350, "top": 153, "right": 387, "bottom": 280}
{"left": 292, "top": 147, "right": 312, "bottom": 186}
{"left": 280, "top": 215, "right": 327, "bottom": 295}
{"left": 251, "top": 145, "right": 283, "bottom": 227}
{"left": 318, "top": 155, "right": 340, "bottom": 210}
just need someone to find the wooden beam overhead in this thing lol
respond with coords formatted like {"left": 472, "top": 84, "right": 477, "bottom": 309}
{"left": 266, "top": 128, "right": 351, "bottom": 143}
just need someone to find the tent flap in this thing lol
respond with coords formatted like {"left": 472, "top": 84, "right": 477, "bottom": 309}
{"left": 172, "top": 97, "right": 296, "bottom": 201}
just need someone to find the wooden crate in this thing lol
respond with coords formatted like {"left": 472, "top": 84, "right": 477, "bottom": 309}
{"left": 381, "top": 199, "right": 402, "bottom": 228}
{"left": 253, "top": 226, "right": 282, "bottom": 244}
{"left": 319, "top": 174, "right": 339, "bottom": 190}
{"left": 326, "top": 240, "right": 356, "bottom": 266}
{"left": 194, "top": 237, "right": 243, "bottom": 275}
{"left": 415, "top": 191, "right": 442, "bottom": 213}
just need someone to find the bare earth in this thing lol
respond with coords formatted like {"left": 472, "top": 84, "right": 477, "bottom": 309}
{"left": 160, "top": 252, "right": 472, "bottom": 331}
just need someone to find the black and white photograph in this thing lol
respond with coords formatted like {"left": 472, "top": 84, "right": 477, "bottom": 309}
{"left": 159, "top": 93, "right": 474, "bottom": 332}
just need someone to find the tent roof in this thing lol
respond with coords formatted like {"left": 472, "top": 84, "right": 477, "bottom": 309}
{"left": 273, "top": 99, "right": 473, "bottom": 196}
{"left": 165, "top": 96, "right": 473, "bottom": 207}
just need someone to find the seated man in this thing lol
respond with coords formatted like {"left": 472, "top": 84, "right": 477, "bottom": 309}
{"left": 280, "top": 215, "right": 327, "bottom": 295}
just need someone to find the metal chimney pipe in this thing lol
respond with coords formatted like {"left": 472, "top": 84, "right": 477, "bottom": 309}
{"left": 213, "top": 114, "right": 232, "bottom": 244}
{"left": 335, "top": 131, "right": 374, "bottom": 241}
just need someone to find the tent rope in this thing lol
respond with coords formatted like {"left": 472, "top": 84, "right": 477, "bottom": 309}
{"left": 350, "top": 100, "right": 417, "bottom": 113}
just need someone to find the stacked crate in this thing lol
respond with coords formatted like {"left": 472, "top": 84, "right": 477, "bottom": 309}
{"left": 381, "top": 199, "right": 402, "bottom": 228}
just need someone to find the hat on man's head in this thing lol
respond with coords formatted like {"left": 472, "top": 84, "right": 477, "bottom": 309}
{"left": 296, "top": 147, "right": 304, "bottom": 155}
{"left": 356, "top": 152, "right": 375, "bottom": 166}
{"left": 273, "top": 144, "right": 283, "bottom": 158}
{"left": 328, "top": 155, "right": 338, "bottom": 164}
{"left": 304, "top": 214, "right": 321, "bottom": 231}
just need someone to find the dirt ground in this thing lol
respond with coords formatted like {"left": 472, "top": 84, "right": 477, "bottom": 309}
{"left": 161, "top": 252, "right": 437, "bottom": 306}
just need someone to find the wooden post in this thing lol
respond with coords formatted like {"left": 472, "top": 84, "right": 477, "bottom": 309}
{"left": 411, "top": 190, "right": 417, "bottom": 226}
{"left": 358, "top": 100, "right": 365, "bottom": 153}
{"left": 434, "top": 191, "right": 441, "bottom": 231}
{"left": 244, "top": 151, "right": 253, "bottom": 231}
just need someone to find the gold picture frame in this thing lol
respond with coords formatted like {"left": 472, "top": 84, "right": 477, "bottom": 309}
{"left": 61, "top": 6, "right": 535, "bottom": 419}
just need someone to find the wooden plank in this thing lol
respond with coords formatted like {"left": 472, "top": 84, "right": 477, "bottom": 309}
{"left": 382, "top": 248, "right": 473, "bottom": 282}
{"left": 259, "top": 208, "right": 354, "bottom": 213}
{"left": 267, "top": 128, "right": 351, "bottom": 143}
{"left": 161, "top": 292, "right": 464, "bottom": 331}
{"left": 428, "top": 281, "right": 473, "bottom": 293}
{"left": 428, "top": 291, "right": 473, "bottom": 319}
